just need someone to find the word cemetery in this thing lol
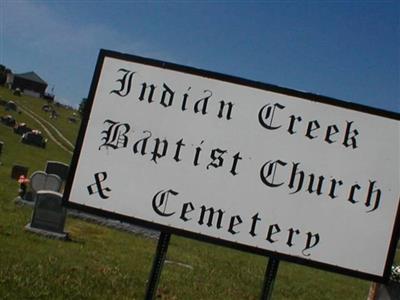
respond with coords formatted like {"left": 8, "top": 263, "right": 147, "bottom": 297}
{"left": 64, "top": 49, "right": 400, "bottom": 283}
{"left": 151, "top": 188, "right": 320, "bottom": 257}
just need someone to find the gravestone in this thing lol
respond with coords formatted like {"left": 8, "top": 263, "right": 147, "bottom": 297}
{"left": 11, "top": 165, "right": 28, "bottom": 180}
{"left": 26, "top": 191, "right": 67, "bottom": 239}
{"left": 376, "top": 281, "right": 400, "bottom": 300}
{"left": 13, "top": 88, "right": 21, "bottom": 96}
{"left": 42, "top": 104, "right": 53, "bottom": 112}
{"left": 14, "top": 123, "right": 32, "bottom": 135}
{"left": 45, "top": 161, "right": 69, "bottom": 182}
{"left": 1, "top": 115, "right": 16, "bottom": 127}
{"left": 30, "top": 171, "right": 62, "bottom": 193}
{"left": 5, "top": 101, "right": 17, "bottom": 111}
{"left": 68, "top": 116, "right": 77, "bottom": 123}
{"left": 21, "top": 131, "right": 46, "bottom": 148}
{"left": 27, "top": 171, "right": 62, "bottom": 202}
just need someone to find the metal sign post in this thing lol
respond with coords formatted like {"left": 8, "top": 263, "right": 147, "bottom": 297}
{"left": 260, "top": 257, "right": 280, "bottom": 300}
{"left": 367, "top": 282, "right": 380, "bottom": 300}
{"left": 145, "top": 231, "right": 171, "bottom": 300}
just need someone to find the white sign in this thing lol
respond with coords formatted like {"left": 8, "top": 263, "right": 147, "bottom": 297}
{"left": 64, "top": 50, "right": 400, "bottom": 281}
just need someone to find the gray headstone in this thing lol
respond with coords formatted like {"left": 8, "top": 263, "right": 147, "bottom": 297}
{"left": 11, "top": 165, "right": 29, "bottom": 180}
{"left": 30, "top": 171, "right": 62, "bottom": 198}
{"left": 22, "top": 131, "right": 46, "bottom": 148}
{"left": 29, "top": 191, "right": 67, "bottom": 235}
{"left": 377, "top": 281, "right": 400, "bottom": 300}
{"left": 30, "top": 171, "right": 47, "bottom": 192}
{"left": 5, "top": 101, "right": 17, "bottom": 111}
{"left": 45, "top": 161, "right": 69, "bottom": 182}
{"left": 46, "top": 175, "right": 63, "bottom": 191}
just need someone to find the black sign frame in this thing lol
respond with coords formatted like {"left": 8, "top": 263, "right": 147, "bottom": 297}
{"left": 63, "top": 49, "right": 400, "bottom": 283}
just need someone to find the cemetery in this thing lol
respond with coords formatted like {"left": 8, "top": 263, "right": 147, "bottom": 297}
{"left": 0, "top": 75, "right": 399, "bottom": 300}
{"left": 1, "top": 112, "right": 48, "bottom": 148}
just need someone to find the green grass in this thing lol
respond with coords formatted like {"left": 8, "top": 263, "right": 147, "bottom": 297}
{"left": 0, "top": 85, "right": 394, "bottom": 299}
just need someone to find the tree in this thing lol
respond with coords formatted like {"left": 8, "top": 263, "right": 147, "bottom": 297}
{"left": 0, "top": 65, "right": 7, "bottom": 85}
{"left": 79, "top": 97, "right": 88, "bottom": 116}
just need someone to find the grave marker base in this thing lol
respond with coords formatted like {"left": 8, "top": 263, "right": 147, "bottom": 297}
{"left": 14, "top": 196, "right": 33, "bottom": 205}
{"left": 25, "top": 223, "right": 68, "bottom": 240}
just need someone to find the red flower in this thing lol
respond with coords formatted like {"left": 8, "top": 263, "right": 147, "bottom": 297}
{"left": 18, "top": 175, "right": 30, "bottom": 184}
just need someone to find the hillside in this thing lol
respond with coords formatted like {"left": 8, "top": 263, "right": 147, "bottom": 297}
{"left": 0, "top": 85, "right": 389, "bottom": 299}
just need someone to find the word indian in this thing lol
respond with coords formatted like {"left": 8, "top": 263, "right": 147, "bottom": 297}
{"left": 110, "top": 68, "right": 235, "bottom": 121}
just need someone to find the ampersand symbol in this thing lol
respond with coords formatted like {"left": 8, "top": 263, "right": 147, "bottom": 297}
{"left": 87, "top": 171, "right": 112, "bottom": 199}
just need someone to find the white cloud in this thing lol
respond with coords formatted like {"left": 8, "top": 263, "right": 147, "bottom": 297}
{"left": 3, "top": 1, "right": 145, "bottom": 55}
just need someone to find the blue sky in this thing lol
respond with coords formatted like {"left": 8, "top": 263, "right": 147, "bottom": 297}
{"left": 1, "top": 1, "right": 399, "bottom": 112}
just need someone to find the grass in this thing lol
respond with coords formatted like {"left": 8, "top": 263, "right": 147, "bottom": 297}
{"left": 0, "top": 85, "right": 395, "bottom": 299}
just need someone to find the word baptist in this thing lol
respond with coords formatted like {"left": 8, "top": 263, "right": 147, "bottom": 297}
{"left": 99, "top": 119, "right": 243, "bottom": 176}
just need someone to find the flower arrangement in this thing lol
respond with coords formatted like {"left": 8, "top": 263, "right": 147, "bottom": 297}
{"left": 390, "top": 265, "right": 400, "bottom": 283}
{"left": 17, "top": 175, "right": 30, "bottom": 197}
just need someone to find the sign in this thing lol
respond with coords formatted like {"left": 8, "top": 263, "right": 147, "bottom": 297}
{"left": 63, "top": 49, "right": 400, "bottom": 282}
